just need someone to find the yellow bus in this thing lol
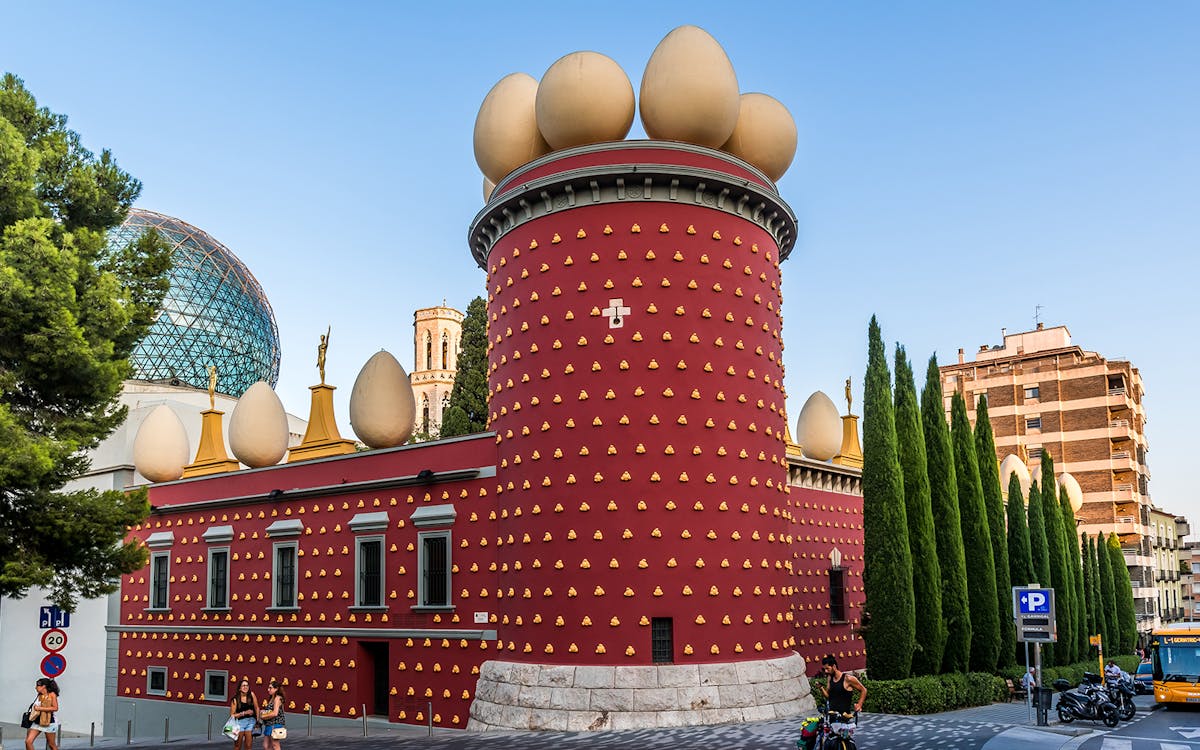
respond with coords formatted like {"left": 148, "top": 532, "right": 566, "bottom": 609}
{"left": 1150, "top": 623, "right": 1200, "bottom": 705}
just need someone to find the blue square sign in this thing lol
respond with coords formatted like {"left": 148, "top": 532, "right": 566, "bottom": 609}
{"left": 39, "top": 606, "right": 70, "bottom": 629}
{"left": 1017, "top": 589, "right": 1052, "bottom": 615}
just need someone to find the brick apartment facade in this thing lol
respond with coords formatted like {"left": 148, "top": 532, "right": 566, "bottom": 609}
{"left": 939, "top": 323, "right": 1188, "bottom": 637}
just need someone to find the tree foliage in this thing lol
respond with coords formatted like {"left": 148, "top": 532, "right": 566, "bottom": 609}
{"left": 1060, "top": 488, "right": 1088, "bottom": 662}
{"left": 894, "top": 346, "right": 944, "bottom": 675}
{"left": 440, "top": 296, "right": 488, "bottom": 437}
{"left": 1107, "top": 533, "right": 1138, "bottom": 654}
{"left": 1026, "top": 478, "right": 1053, "bottom": 663}
{"left": 1039, "top": 454, "right": 1073, "bottom": 665}
{"left": 974, "top": 396, "right": 1013, "bottom": 668}
{"left": 0, "top": 73, "right": 171, "bottom": 609}
{"left": 1096, "top": 532, "right": 1119, "bottom": 654}
{"left": 950, "top": 392, "right": 999, "bottom": 672}
{"left": 921, "top": 355, "right": 970, "bottom": 673}
{"left": 1006, "top": 473, "right": 1034, "bottom": 590}
{"left": 861, "top": 317, "right": 915, "bottom": 679}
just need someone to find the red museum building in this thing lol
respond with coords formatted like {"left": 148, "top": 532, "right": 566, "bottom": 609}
{"left": 115, "top": 142, "right": 865, "bottom": 733}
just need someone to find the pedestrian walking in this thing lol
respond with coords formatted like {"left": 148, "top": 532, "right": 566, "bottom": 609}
{"left": 229, "top": 679, "right": 258, "bottom": 750}
{"left": 24, "top": 678, "right": 60, "bottom": 750}
{"left": 260, "top": 680, "right": 286, "bottom": 750}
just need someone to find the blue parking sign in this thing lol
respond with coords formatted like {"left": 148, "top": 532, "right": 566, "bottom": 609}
{"left": 1017, "top": 589, "right": 1051, "bottom": 614}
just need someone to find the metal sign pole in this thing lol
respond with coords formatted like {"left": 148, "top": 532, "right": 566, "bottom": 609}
{"left": 1035, "top": 643, "right": 1047, "bottom": 726}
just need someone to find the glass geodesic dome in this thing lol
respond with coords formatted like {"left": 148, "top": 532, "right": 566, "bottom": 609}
{"left": 108, "top": 209, "right": 280, "bottom": 397}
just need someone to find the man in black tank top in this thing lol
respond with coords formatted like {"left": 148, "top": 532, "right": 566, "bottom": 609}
{"left": 819, "top": 655, "right": 866, "bottom": 714}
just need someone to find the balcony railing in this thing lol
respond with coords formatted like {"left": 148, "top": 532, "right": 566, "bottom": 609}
{"left": 1110, "top": 418, "right": 1130, "bottom": 428}
{"left": 1112, "top": 450, "right": 1131, "bottom": 460}
{"left": 1109, "top": 387, "right": 1127, "bottom": 396}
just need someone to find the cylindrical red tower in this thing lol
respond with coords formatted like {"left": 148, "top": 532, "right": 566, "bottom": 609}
{"left": 467, "top": 142, "right": 808, "bottom": 730}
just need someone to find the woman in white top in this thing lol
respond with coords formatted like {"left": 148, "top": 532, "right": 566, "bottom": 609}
{"left": 24, "top": 678, "right": 60, "bottom": 750}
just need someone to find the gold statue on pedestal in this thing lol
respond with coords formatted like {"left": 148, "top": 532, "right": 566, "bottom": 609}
{"left": 207, "top": 365, "right": 217, "bottom": 409}
{"left": 844, "top": 376, "right": 852, "bottom": 415}
{"left": 317, "top": 326, "right": 330, "bottom": 385}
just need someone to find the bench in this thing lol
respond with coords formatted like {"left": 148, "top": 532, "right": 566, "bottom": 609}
{"left": 1006, "top": 678, "right": 1029, "bottom": 702}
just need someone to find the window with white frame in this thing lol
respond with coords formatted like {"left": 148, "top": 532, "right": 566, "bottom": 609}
{"left": 1024, "top": 385, "right": 1040, "bottom": 400}
{"left": 145, "top": 531, "right": 174, "bottom": 610}
{"left": 147, "top": 666, "right": 167, "bottom": 696}
{"left": 274, "top": 543, "right": 298, "bottom": 608}
{"left": 411, "top": 504, "right": 456, "bottom": 610}
{"left": 349, "top": 512, "right": 389, "bottom": 609}
{"left": 265, "top": 519, "right": 304, "bottom": 609}
{"left": 208, "top": 548, "right": 229, "bottom": 609}
{"left": 150, "top": 552, "right": 170, "bottom": 610}
{"left": 205, "top": 670, "right": 229, "bottom": 702}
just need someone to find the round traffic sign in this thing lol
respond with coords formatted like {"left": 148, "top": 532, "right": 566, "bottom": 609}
{"left": 40, "top": 653, "right": 66, "bottom": 678}
{"left": 42, "top": 628, "right": 67, "bottom": 653}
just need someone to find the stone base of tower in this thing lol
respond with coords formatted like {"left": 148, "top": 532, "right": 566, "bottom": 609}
{"left": 467, "top": 653, "right": 812, "bottom": 732}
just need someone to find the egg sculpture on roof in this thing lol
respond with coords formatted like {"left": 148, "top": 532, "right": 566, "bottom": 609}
{"left": 536, "top": 51, "right": 635, "bottom": 150}
{"left": 229, "top": 381, "right": 289, "bottom": 468}
{"left": 473, "top": 72, "right": 551, "bottom": 185}
{"left": 1058, "top": 472, "right": 1084, "bottom": 514}
{"left": 794, "top": 391, "right": 842, "bottom": 461}
{"left": 999, "top": 454, "right": 1032, "bottom": 502}
{"left": 720, "top": 92, "right": 798, "bottom": 182}
{"left": 133, "top": 404, "right": 190, "bottom": 482}
{"left": 639, "top": 25, "right": 740, "bottom": 148}
{"left": 349, "top": 350, "right": 416, "bottom": 449}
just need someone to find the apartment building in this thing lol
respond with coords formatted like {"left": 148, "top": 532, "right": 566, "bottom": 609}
{"left": 1182, "top": 540, "right": 1200, "bottom": 621}
{"left": 939, "top": 323, "right": 1185, "bottom": 636}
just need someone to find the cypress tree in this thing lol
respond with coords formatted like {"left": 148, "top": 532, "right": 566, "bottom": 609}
{"left": 1053, "top": 485, "right": 1080, "bottom": 663}
{"left": 441, "top": 296, "right": 489, "bottom": 437}
{"left": 1097, "top": 532, "right": 1119, "bottom": 656}
{"left": 1007, "top": 474, "right": 1034, "bottom": 589}
{"left": 1026, "top": 479, "right": 1053, "bottom": 663}
{"left": 1108, "top": 533, "right": 1138, "bottom": 655}
{"left": 951, "top": 392, "right": 1000, "bottom": 673}
{"left": 862, "top": 317, "right": 916, "bottom": 679}
{"left": 1081, "top": 532, "right": 1098, "bottom": 645}
{"left": 921, "top": 356, "right": 971, "bottom": 673}
{"left": 1061, "top": 488, "right": 1088, "bottom": 662}
{"left": 975, "top": 396, "right": 1014, "bottom": 668}
{"left": 894, "top": 346, "right": 944, "bottom": 675}
{"left": 1039, "top": 454, "right": 1072, "bottom": 664}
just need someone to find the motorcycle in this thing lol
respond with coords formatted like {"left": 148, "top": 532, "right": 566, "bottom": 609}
{"left": 1053, "top": 674, "right": 1119, "bottom": 728}
{"left": 1101, "top": 675, "right": 1137, "bottom": 722}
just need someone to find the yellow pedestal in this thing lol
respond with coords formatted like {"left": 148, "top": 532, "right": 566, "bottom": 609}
{"left": 832, "top": 414, "right": 864, "bottom": 468}
{"left": 288, "top": 384, "right": 356, "bottom": 462}
{"left": 182, "top": 409, "right": 240, "bottom": 478}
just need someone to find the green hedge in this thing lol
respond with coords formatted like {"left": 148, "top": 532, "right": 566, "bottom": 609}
{"left": 1000, "top": 655, "right": 1140, "bottom": 686}
{"left": 808, "top": 672, "right": 1007, "bottom": 715}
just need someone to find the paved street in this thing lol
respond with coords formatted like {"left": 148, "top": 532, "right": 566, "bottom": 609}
{"left": 1079, "top": 705, "right": 1200, "bottom": 750}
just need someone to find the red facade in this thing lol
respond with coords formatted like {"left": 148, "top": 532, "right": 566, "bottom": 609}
{"left": 117, "top": 142, "right": 864, "bottom": 729}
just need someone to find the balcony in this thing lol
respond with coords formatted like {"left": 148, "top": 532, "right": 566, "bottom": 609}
{"left": 1107, "top": 388, "right": 1135, "bottom": 412}
{"left": 1111, "top": 450, "right": 1137, "bottom": 473}
{"left": 1109, "top": 419, "right": 1136, "bottom": 444}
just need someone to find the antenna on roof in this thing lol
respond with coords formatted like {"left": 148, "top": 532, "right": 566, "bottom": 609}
{"left": 1034, "top": 304, "right": 1044, "bottom": 327}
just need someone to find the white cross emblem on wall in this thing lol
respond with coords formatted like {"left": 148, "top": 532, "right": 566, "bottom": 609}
{"left": 602, "top": 298, "right": 631, "bottom": 329}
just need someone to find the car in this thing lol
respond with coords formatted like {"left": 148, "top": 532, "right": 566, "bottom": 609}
{"left": 1134, "top": 661, "right": 1153, "bottom": 695}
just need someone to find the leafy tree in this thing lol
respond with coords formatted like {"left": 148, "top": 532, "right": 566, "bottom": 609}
{"left": 1097, "top": 531, "right": 1119, "bottom": 654}
{"left": 1107, "top": 533, "right": 1138, "bottom": 654}
{"left": 1005, "top": 472, "right": 1033, "bottom": 665}
{"left": 861, "top": 317, "right": 915, "bottom": 679}
{"left": 974, "top": 396, "right": 1013, "bottom": 668}
{"left": 1082, "top": 532, "right": 1097, "bottom": 643}
{"left": 950, "top": 392, "right": 999, "bottom": 672}
{"left": 1026, "top": 478, "right": 1053, "bottom": 663}
{"left": 893, "top": 346, "right": 944, "bottom": 675}
{"left": 440, "top": 296, "right": 488, "bottom": 437}
{"left": 0, "top": 73, "right": 171, "bottom": 610}
{"left": 921, "top": 355, "right": 970, "bottom": 673}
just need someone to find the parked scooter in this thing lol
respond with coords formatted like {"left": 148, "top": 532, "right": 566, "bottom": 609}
{"left": 1100, "top": 675, "right": 1137, "bottom": 722}
{"left": 1053, "top": 674, "right": 1119, "bottom": 728}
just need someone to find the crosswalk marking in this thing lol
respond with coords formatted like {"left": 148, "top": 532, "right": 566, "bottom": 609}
{"left": 1101, "top": 741, "right": 1133, "bottom": 750}
{"left": 1162, "top": 745, "right": 1194, "bottom": 750}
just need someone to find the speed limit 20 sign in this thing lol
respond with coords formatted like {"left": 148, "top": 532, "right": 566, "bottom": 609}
{"left": 42, "top": 628, "right": 67, "bottom": 653}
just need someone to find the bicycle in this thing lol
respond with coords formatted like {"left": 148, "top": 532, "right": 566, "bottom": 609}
{"left": 798, "top": 705, "right": 858, "bottom": 750}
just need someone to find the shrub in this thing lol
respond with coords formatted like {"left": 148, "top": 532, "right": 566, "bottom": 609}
{"left": 807, "top": 672, "right": 1007, "bottom": 715}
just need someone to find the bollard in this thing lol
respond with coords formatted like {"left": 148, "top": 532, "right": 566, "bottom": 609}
{"left": 361, "top": 705, "right": 367, "bottom": 737}
{"left": 91, "top": 721, "right": 96, "bottom": 747}
{"left": 428, "top": 702, "right": 433, "bottom": 737}
{"left": 207, "top": 713, "right": 213, "bottom": 741}
{"left": 126, "top": 719, "right": 131, "bottom": 745}
{"left": 307, "top": 705, "right": 313, "bottom": 737}
{"left": 163, "top": 717, "right": 169, "bottom": 743}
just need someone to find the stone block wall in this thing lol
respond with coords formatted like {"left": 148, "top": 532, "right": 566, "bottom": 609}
{"left": 468, "top": 653, "right": 812, "bottom": 731}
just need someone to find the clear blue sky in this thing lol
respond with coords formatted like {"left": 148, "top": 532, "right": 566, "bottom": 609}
{"left": 3, "top": 3, "right": 1197, "bottom": 527}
